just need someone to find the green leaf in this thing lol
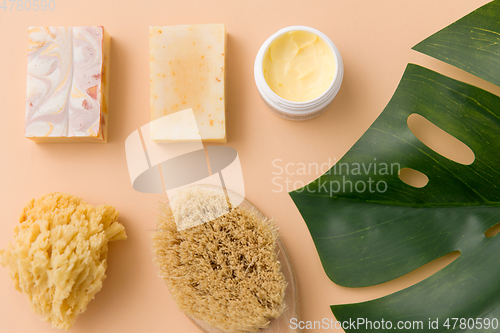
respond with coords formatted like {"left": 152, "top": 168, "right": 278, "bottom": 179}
{"left": 290, "top": 2, "right": 500, "bottom": 331}
{"left": 413, "top": 0, "right": 500, "bottom": 87}
{"left": 290, "top": 63, "right": 500, "bottom": 331}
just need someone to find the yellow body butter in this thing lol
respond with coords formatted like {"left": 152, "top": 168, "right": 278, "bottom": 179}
{"left": 262, "top": 30, "right": 336, "bottom": 102}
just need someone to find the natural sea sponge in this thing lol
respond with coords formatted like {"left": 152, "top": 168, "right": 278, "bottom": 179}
{"left": 0, "top": 192, "right": 126, "bottom": 330}
{"left": 153, "top": 187, "right": 286, "bottom": 333}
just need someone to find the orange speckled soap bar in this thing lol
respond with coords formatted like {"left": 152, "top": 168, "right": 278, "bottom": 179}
{"left": 149, "top": 24, "right": 226, "bottom": 143}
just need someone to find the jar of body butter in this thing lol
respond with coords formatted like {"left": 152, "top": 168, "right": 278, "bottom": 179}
{"left": 254, "top": 26, "right": 343, "bottom": 121}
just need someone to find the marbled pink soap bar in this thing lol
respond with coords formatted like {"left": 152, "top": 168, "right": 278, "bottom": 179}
{"left": 25, "top": 26, "right": 110, "bottom": 142}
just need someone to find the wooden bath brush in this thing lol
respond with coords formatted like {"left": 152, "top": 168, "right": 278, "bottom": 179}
{"left": 153, "top": 185, "right": 299, "bottom": 333}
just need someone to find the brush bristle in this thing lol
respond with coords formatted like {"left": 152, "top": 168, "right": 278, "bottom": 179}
{"left": 152, "top": 187, "right": 287, "bottom": 333}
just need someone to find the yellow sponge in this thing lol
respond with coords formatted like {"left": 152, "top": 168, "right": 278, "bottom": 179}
{"left": 0, "top": 192, "right": 126, "bottom": 330}
{"left": 153, "top": 187, "right": 286, "bottom": 333}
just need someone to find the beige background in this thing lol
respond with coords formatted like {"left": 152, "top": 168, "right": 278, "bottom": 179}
{"left": 0, "top": 0, "right": 497, "bottom": 332}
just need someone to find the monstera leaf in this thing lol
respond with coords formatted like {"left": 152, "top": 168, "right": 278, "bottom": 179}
{"left": 413, "top": 0, "right": 500, "bottom": 87}
{"left": 290, "top": 2, "right": 500, "bottom": 332}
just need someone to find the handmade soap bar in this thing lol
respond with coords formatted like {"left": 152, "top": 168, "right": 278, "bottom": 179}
{"left": 150, "top": 24, "right": 226, "bottom": 143}
{"left": 25, "top": 26, "right": 110, "bottom": 143}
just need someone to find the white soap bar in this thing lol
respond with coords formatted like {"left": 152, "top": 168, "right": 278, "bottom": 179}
{"left": 25, "top": 26, "right": 110, "bottom": 143}
{"left": 150, "top": 24, "right": 226, "bottom": 143}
